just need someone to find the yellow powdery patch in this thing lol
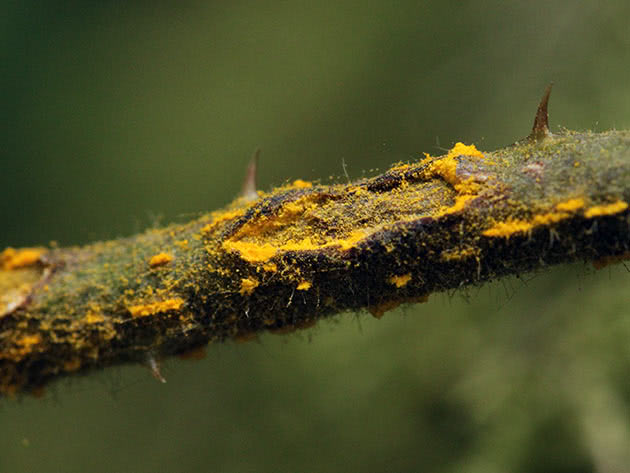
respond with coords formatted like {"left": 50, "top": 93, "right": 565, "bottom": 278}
{"left": 584, "top": 200, "right": 628, "bottom": 218}
{"left": 223, "top": 230, "right": 367, "bottom": 263}
{"left": 428, "top": 143, "right": 485, "bottom": 187}
{"left": 229, "top": 194, "right": 321, "bottom": 241}
{"left": 291, "top": 179, "right": 313, "bottom": 188}
{"left": 389, "top": 273, "right": 412, "bottom": 288}
{"left": 556, "top": 198, "right": 585, "bottom": 212}
{"left": 429, "top": 156, "right": 459, "bottom": 186}
{"left": 447, "top": 142, "right": 485, "bottom": 160}
{"left": 128, "top": 298, "right": 185, "bottom": 317}
{"left": 0, "top": 247, "right": 45, "bottom": 270}
{"left": 437, "top": 194, "right": 476, "bottom": 216}
{"left": 441, "top": 246, "right": 479, "bottom": 261}
{"left": 224, "top": 241, "right": 278, "bottom": 263}
{"left": 296, "top": 280, "right": 312, "bottom": 291}
{"left": 149, "top": 252, "right": 174, "bottom": 267}
{"left": 240, "top": 277, "right": 259, "bottom": 295}
{"left": 202, "top": 208, "right": 247, "bottom": 233}
{"left": 84, "top": 311, "right": 105, "bottom": 324}
{"left": 18, "top": 334, "right": 42, "bottom": 349}
{"left": 483, "top": 219, "right": 533, "bottom": 238}
{"left": 532, "top": 212, "right": 570, "bottom": 225}
{"left": 484, "top": 201, "right": 589, "bottom": 239}
{"left": 3, "top": 334, "right": 44, "bottom": 361}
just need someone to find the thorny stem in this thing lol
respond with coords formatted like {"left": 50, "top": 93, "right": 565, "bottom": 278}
{"left": 1, "top": 92, "right": 630, "bottom": 397}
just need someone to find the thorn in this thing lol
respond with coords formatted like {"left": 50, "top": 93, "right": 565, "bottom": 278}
{"left": 529, "top": 83, "right": 553, "bottom": 141}
{"left": 146, "top": 353, "right": 166, "bottom": 383}
{"left": 240, "top": 149, "right": 260, "bottom": 202}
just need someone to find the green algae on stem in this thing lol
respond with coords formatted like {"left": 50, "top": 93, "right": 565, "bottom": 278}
{"left": 1, "top": 127, "right": 630, "bottom": 397}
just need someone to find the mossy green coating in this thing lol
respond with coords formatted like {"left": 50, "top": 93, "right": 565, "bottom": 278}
{"left": 1, "top": 130, "right": 630, "bottom": 396}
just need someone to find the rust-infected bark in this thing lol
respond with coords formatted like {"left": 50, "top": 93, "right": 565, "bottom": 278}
{"left": 2, "top": 129, "right": 630, "bottom": 397}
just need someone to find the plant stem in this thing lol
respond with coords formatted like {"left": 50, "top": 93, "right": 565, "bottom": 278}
{"left": 2, "top": 129, "right": 630, "bottom": 396}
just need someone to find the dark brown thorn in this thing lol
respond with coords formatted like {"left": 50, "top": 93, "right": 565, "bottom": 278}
{"left": 146, "top": 353, "right": 166, "bottom": 383}
{"left": 529, "top": 83, "right": 553, "bottom": 141}
{"left": 240, "top": 149, "right": 260, "bottom": 202}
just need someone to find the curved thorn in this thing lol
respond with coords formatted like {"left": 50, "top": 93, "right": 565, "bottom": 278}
{"left": 529, "top": 83, "right": 553, "bottom": 141}
{"left": 240, "top": 149, "right": 260, "bottom": 202}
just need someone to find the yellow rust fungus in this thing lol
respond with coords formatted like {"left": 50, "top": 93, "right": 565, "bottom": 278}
{"left": 483, "top": 219, "right": 533, "bottom": 238}
{"left": 0, "top": 247, "right": 45, "bottom": 271}
{"left": 556, "top": 198, "right": 585, "bottom": 212}
{"left": 389, "top": 273, "right": 412, "bottom": 288}
{"left": 149, "top": 252, "right": 174, "bottom": 267}
{"left": 532, "top": 212, "right": 570, "bottom": 225}
{"left": 202, "top": 208, "right": 247, "bottom": 233}
{"left": 1, "top": 334, "right": 44, "bottom": 361}
{"left": 448, "top": 142, "right": 485, "bottom": 160}
{"left": 84, "top": 311, "right": 105, "bottom": 324}
{"left": 291, "top": 179, "right": 313, "bottom": 188}
{"left": 219, "top": 143, "right": 487, "bottom": 265}
{"left": 426, "top": 143, "right": 485, "bottom": 186}
{"left": 437, "top": 194, "right": 477, "bottom": 216}
{"left": 18, "top": 334, "right": 42, "bottom": 349}
{"left": 584, "top": 200, "right": 628, "bottom": 218}
{"left": 239, "top": 277, "right": 259, "bottom": 295}
{"left": 226, "top": 241, "right": 278, "bottom": 263}
{"left": 128, "top": 298, "right": 185, "bottom": 318}
{"left": 420, "top": 143, "right": 487, "bottom": 217}
{"left": 441, "top": 246, "right": 479, "bottom": 261}
{"left": 296, "top": 280, "right": 312, "bottom": 291}
{"left": 484, "top": 202, "right": 591, "bottom": 238}
{"left": 223, "top": 230, "right": 366, "bottom": 263}
{"left": 483, "top": 198, "right": 596, "bottom": 238}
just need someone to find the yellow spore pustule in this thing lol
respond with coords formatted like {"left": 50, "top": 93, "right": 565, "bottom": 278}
{"left": 223, "top": 230, "right": 367, "bottom": 263}
{"left": 296, "top": 281, "right": 312, "bottom": 291}
{"left": 556, "top": 198, "right": 585, "bottom": 212}
{"left": 426, "top": 143, "right": 485, "bottom": 186}
{"left": 149, "top": 253, "right": 174, "bottom": 267}
{"left": 0, "top": 247, "right": 46, "bottom": 271}
{"left": 483, "top": 219, "right": 534, "bottom": 238}
{"left": 291, "top": 179, "right": 313, "bottom": 189}
{"left": 128, "top": 298, "right": 185, "bottom": 317}
{"left": 389, "top": 273, "right": 412, "bottom": 288}
{"left": 584, "top": 200, "right": 628, "bottom": 218}
{"left": 239, "top": 277, "right": 259, "bottom": 295}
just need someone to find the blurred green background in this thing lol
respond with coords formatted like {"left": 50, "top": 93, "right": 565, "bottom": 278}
{"left": 2, "top": 1, "right": 630, "bottom": 472}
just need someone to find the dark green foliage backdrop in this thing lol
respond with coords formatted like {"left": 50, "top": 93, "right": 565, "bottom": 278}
{"left": 2, "top": 2, "right": 630, "bottom": 471}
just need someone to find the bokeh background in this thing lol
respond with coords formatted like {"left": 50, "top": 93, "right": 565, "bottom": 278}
{"left": 2, "top": 1, "right": 630, "bottom": 472}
